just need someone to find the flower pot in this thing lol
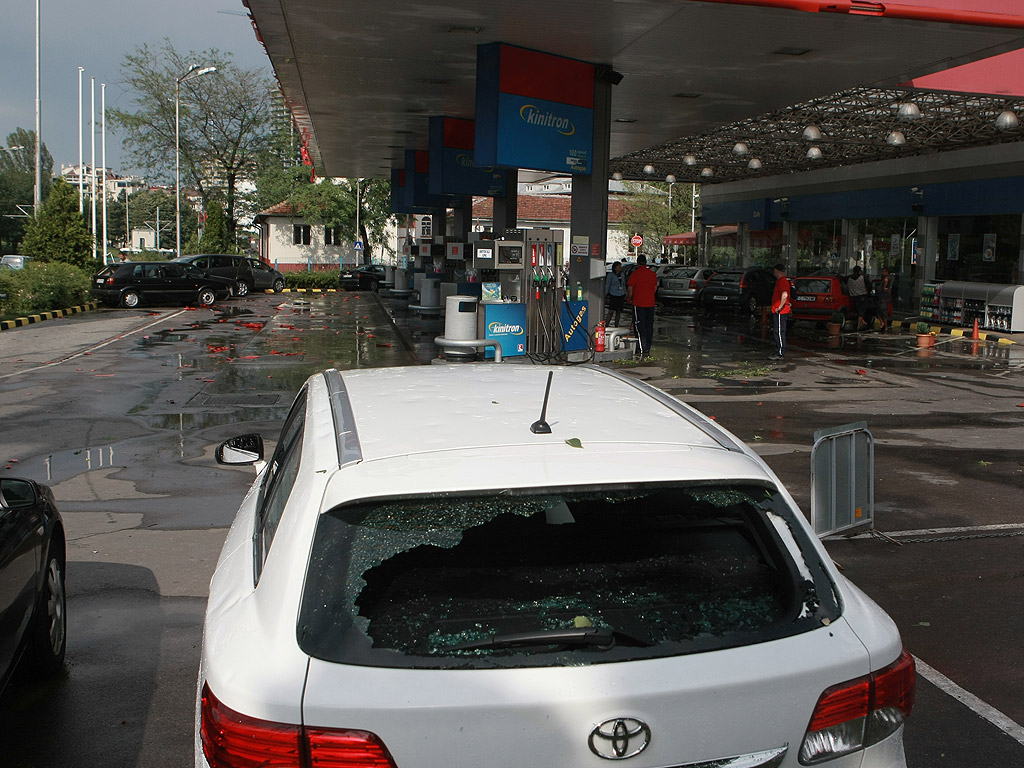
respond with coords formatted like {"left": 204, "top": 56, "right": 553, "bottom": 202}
{"left": 826, "top": 322, "right": 842, "bottom": 336}
{"left": 916, "top": 333, "right": 935, "bottom": 348}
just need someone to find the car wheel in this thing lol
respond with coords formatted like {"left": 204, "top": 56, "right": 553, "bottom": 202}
{"left": 121, "top": 289, "right": 141, "bottom": 308}
{"left": 272, "top": 278, "right": 285, "bottom": 293}
{"left": 28, "top": 548, "right": 66, "bottom": 675}
{"left": 235, "top": 280, "right": 250, "bottom": 297}
{"left": 198, "top": 287, "right": 217, "bottom": 306}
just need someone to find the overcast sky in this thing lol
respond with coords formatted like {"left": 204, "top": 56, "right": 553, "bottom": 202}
{"left": 1, "top": 0, "right": 270, "bottom": 177}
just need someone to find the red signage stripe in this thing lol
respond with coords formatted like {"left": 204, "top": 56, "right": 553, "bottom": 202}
{"left": 443, "top": 117, "right": 476, "bottom": 150}
{"left": 414, "top": 150, "right": 430, "bottom": 173}
{"left": 498, "top": 45, "right": 594, "bottom": 109}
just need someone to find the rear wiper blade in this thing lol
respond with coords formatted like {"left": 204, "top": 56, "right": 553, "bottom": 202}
{"left": 450, "top": 627, "right": 650, "bottom": 652}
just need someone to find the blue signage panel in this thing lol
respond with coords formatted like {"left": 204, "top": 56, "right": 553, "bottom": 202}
{"left": 390, "top": 168, "right": 431, "bottom": 215}
{"left": 429, "top": 116, "right": 508, "bottom": 197}
{"left": 475, "top": 43, "right": 595, "bottom": 175}
{"left": 560, "top": 300, "right": 589, "bottom": 352}
{"left": 483, "top": 302, "right": 527, "bottom": 359}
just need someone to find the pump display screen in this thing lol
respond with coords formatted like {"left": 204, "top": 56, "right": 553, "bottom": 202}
{"left": 497, "top": 244, "right": 523, "bottom": 266}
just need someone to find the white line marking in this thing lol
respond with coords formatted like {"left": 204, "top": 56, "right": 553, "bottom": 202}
{"left": 914, "top": 656, "right": 1024, "bottom": 746}
{"left": 0, "top": 310, "right": 188, "bottom": 381}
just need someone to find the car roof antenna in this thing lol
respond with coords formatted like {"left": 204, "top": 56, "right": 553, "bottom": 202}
{"left": 530, "top": 371, "right": 554, "bottom": 434}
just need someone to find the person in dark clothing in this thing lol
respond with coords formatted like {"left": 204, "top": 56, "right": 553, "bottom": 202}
{"left": 626, "top": 255, "right": 658, "bottom": 359}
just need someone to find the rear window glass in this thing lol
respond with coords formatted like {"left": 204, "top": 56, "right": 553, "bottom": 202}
{"left": 708, "top": 272, "right": 741, "bottom": 285}
{"left": 796, "top": 279, "right": 832, "bottom": 295}
{"left": 298, "top": 484, "right": 837, "bottom": 670}
{"left": 663, "top": 268, "right": 696, "bottom": 279}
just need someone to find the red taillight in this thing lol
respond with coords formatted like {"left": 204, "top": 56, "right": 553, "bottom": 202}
{"left": 307, "top": 729, "right": 397, "bottom": 768}
{"left": 201, "top": 684, "right": 398, "bottom": 768}
{"left": 202, "top": 684, "right": 301, "bottom": 767}
{"left": 105, "top": 277, "right": 114, "bottom": 285}
{"left": 800, "top": 650, "right": 915, "bottom": 765}
{"left": 689, "top": 279, "right": 697, "bottom": 289}
{"left": 808, "top": 677, "right": 870, "bottom": 731}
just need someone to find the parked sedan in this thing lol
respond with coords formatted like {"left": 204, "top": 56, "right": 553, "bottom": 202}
{"left": 197, "top": 365, "right": 914, "bottom": 768}
{"left": 91, "top": 261, "right": 235, "bottom": 308}
{"left": 698, "top": 266, "right": 774, "bottom": 313}
{"left": 1, "top": 476, "right": 66, "bottom": 696}
{"left": 339, "top": 264, "right": 387, "bottom": 291}
{"left": 657, "top": 266, "right": 714, "bottom": 302}
{"left": 790, "top": 275, "right": 854, "bottom": 325}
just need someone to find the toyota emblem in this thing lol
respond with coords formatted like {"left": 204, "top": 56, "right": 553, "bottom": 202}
{"left": 588, "top": 718, "right": 651, "bottom": 760}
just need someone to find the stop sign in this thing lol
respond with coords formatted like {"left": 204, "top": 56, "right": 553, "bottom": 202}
{"left": 631, "top": 234, "right": 644, "bottom": 248}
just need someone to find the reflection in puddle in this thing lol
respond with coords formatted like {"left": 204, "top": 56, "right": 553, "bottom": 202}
{"left": 7, "top": 443, "right": 129, "bottom": 485}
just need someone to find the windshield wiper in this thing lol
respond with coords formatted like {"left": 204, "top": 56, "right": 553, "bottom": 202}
{"left": 450, "top": 626, "right": 651, "bottom": 652}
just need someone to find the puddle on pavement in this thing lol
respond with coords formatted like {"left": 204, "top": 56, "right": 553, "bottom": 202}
{"left": 4, "top": 438, "right": 150, "bottom": 485}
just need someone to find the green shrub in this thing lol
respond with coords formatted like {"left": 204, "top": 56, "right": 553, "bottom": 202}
{"left": 915, "top": 321, "right": 931, "bottom": 334}
{"left": 285, "top": 270, "right": 340, "bottom": 290}
{"left": 0, "top": 262, "right": 92, "bottom": 320}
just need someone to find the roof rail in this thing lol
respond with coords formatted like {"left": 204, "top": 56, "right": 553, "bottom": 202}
{"left": 323, "top": 369, "right": 363, "bottom": 466}
{"left": 586, "top": 365, "right": 746, "bottom": 453}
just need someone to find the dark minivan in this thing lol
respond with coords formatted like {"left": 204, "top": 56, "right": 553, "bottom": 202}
{"left": 173, "top": 254, "right": 285, "bottom": 296}
{"left": 91, "top": 261, "right": 235, "bottom": 308}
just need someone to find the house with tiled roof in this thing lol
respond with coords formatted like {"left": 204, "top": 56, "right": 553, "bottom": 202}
{"left": 254, "top": 200, "right": 367, "bottom": 272}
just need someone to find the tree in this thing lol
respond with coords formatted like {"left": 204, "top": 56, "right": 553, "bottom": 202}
{"left": 616, "top": 181, "right": 696, "bottom": 261}
{"left": 0, "top": 128, "right": 53, "bottom": 253}
{"left": 110, "top": 39, "right": 275, "bottom": 245}
{"left": 19, "top": 178, "right": 93, "bottom": 266}
{"left": 196, "top": 198, "right": 233, "bottom": 254}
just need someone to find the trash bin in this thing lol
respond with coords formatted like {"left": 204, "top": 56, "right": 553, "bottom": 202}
{"left": 441, "top": 295, "right": 479, "bottom": 360}
{"left": 393, "top": 269, "right": 410, "bottom": 294}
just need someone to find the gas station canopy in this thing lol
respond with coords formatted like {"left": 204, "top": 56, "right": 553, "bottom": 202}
{"left": 242, "top": 0, "right": 1024, "bottom": 181}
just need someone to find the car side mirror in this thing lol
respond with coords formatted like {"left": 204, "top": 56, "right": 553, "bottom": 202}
{"left": 216, "top": 434, "right": 264, "bottom": 465}
{"left": 0, "top": 478, "right": 38, "bottom": 508}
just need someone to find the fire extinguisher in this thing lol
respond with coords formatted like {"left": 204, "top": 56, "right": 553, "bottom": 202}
{"left": 595, "top": 321, "right": 606, "bottom": 353}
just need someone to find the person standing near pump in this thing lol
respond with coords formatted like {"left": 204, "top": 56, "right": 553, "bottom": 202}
{"left": 605, "top": 261, "right": 626, "bottom": 327}
{"left": 847, "top": 265, "right": 868, "bottom": 330}
{"left": 626, "top": 254, "right": 657, "bottom": 359}
{"left": 769, "top": 263, "right": 791, "bottom": 361}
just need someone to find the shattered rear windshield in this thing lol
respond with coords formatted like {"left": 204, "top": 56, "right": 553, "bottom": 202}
{"left": 298, "top": 484, "right": 836, "bottom": 669}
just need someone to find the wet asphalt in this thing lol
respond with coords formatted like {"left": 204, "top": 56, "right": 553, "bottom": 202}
{"left": 0, "top": 289, "right": 1021, "bottom": 766}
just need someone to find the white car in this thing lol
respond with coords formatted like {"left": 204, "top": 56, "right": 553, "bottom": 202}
{"left": 197, "top": 365, "right": 913, "bottom": 768}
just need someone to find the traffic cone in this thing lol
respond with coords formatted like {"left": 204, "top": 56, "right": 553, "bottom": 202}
{"left": 972, "top": 318, "right": 979, "bottom": 340}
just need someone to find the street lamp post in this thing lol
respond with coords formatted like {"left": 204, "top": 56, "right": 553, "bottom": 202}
{"left": 175, "top": 64, "right": 216, "bottom": 259}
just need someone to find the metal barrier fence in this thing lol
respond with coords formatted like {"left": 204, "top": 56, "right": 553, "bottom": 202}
{"left": 811, "top": 421, "right": 874, "bottom": 538}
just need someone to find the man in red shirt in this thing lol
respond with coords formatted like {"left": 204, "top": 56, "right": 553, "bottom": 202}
{"left": 626, "top": 254, "right": 658, "bottom": 359}
{"left": 769, "top": 262, "right": 791, "bottom": 360}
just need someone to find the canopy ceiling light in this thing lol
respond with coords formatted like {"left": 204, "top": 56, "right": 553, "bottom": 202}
{"left": 802, "top": 124, "right": 822, "bottom": 141}
{"left": 612, "top": 171, "right": 624, "bottom": 181}
{"left": 747, "top": 158, "right": 763, "bottom": 170}
{"left": 665, "top": 174, "right": 677, "bottom": 183}
{"left": 700, "top": 167, "right": 714, "bottom": 178}
{"left": 897, "top": 102, "right": 922, "bottom": 120}
{"left": 643, "top": 164, "right": 656, "bottom": 175}
{"left": 682, "top": 154, "right": 697, "bottom": 166}
{"left": 995, "top": 110, "right": 1020, "bottom": 132}
{"left": 732, "top": 141, "right": 749, "bottom": 156}
{"left": 806, "top": 146, "right": 824, "bottom": 160}
{"left": 886, "top": 130, "right": 907, "bottom": 146}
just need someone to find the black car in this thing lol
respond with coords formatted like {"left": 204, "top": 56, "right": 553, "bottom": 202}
{"left": 173, "top": 254, "right": 285, "bottom": 296}
{"left": 0, "top": 476, "right": 66, "bottom": 695}
{"left": 91, "top": 261, "right": 235, "bottom": 308}
{"left": 339, "top": 264, "right": 387, "bottom": 291}
{"left": 698, "top": 266, "right": 774, "bottom": 313}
